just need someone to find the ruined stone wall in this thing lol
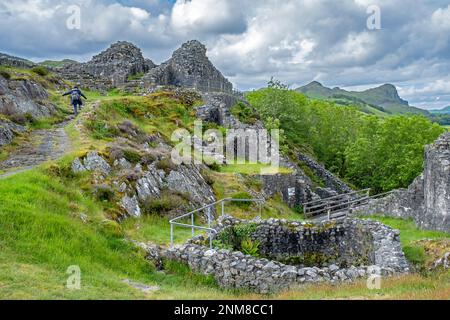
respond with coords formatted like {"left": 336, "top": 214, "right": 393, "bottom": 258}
{"left": 356, "top": 133, "right": 450, "bottom": 232}
{"left": 143, "top": 40, "right": 233, "bottom": 93}
{"left": 149, "top": 217, "right": 409, "bottom": 294}
{"left": 298, "top": 153, "right": 352, "bottom": 193}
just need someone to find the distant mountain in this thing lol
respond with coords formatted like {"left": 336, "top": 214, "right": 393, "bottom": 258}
{"left": 38, "top": 59, "right": 78, "bottom": 68}
{"left": 296, "top": 81, "right": 429, "bottom": 116}
{"left": 0, "top": 52, "right": 35, "bottom": 68}
{"left": 429, "top": 106, "right": 450, "bottom": 114}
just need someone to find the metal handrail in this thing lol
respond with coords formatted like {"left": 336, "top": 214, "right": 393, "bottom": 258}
{"left": 303, "top": 188, "right": 370, "bottom": 208}
{"left": 169, "top": 198, "right": 264, "bottom": 249}
{"left": 305, "top": 189, "right": 396, "bottom": 221}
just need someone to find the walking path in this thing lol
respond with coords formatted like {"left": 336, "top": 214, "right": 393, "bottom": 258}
{"left": 0, "top": 117, "right": 73, "bottom": 178}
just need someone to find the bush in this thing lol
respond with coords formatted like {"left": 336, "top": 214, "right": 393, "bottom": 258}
{"left": 123, "top": 149, "right": 142, "bottom": 163}
{"left": 31, "top": 66, "right": 49, "bottom": 76}
{"left": 200, "top": 168, "right": 215, "bottom": 186}
{"left": 230, "top": 102, "right": 259, "bottom": 124}
{"left": 0, "top": 70, "right": 11, "bottom": 80}
{"left": 94, "top": 184, "right": 115, "bottom": 202}
{"left": 156, "top": 158, "right": 176, "bottom": 174}
{"left": 231, "top": 192, "right": 253, "bottom": 209}
{"left": 240, "top": 238, "right": 260, "bottom": 257}
{"left": 141, "top": 191, "right": 187, "bottom": 216}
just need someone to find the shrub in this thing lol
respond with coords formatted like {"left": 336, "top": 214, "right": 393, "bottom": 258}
{"left": 156, "top": 158, "right": 176, "bottom": 174}
{"left": 94, "top": 184, "right": 115, "bottom": 202}
{"left": 141, "top": 191, "right": 187, "bottom": 216}
{"left": 230, "top": 102, "right": 259, "bottom": 124}
{"left": 231, "top": 192, "right": 253, "bottom": 209}
{"left": 31, "top": 66, "right": 49, "bottom": 76}
{"left": 200, "top": 168, "right": 215, "bottom": 186}
{"left": 0, "top": 70, "right": 11, "bottom": 80}
{"left": 240, "top": 238, "right": 260, "bottom": 257}
{"left": 123, "top": 149, "right": 142, "bottom": 163}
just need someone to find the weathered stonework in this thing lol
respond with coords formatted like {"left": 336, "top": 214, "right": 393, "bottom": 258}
{"left": 60, "top": 41, "right": 153, "bottom": 91}
{"left": 147, "top": 217, "right": 409, "bottom": 293}
{"left": 143, "top": 40, "right": 232, "bottom": 93}
{"left": 356, "top": 133, "right": 450, "bottom": 232}
{"left": 298, "top": 153, "right": 352, "bottom": 193}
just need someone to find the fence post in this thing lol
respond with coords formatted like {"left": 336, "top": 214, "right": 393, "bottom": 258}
{"left": 221, "top": 201, "right": 225, "bottom": 217}
{"left": 208, "top": 206, "right": 211, "bottom": 229}
{"left": 259, "top": 200, "right": 262, "bottom": 216}
{"left": 170, "top": 223, "right": 174, "bottom": 247}
{"left": 191, "top": 213, "right": 195, "bottom": 237}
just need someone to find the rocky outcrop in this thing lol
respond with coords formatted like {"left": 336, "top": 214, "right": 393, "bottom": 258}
{"left": 143, "top": 40, "right": 232, "bottom": 93}
{"left": 356, "top": 133, "right": 450, "bottom": 232}
{"left": 72, "top": 151, "right": 112, "bottom": 175}
{"left": 71, "top": 151, "right": 215, "bottom": 219}
{"left": 0, "top": 119, "right": 26, "bottom": 147}
{"left": 0, "top": 77, "right": 56, "bottom": 118}
{"left": 147, "top": 217, "right": 409, "bottom": 293}
{"left": 0, "top": 53, "right": 35, "bottom": 69}
{"left": 60, "top": 41, "right": 153, "bottom": 91}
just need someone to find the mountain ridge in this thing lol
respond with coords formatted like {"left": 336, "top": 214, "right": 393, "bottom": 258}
{"left": 296, "top": 81, "right": 428, "bottom": 116}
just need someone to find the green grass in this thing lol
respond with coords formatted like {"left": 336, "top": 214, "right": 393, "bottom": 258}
{"left": 219, "top": 163, "right": 294, "bottom": 175}
{"left": 0, "top": 168, "right": 236, "bottom": 299}
{"left": 363, "top": 216, "right": 450, "bottom": 246}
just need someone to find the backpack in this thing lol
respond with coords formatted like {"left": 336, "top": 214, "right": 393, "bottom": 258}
{"left": 71, "top": 90, "right": 81, "bottom": 102}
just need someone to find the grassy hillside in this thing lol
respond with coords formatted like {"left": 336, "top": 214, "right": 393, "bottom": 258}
{"left": 0, "top": 168, "right": 448, "bottom": 299}
{"left": 0, "top": 83, "right": 449, "bottom": 299}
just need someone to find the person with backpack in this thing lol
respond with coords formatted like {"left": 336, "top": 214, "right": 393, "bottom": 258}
{"left": 62, "top": 84, "right": 87, "bottom": 116}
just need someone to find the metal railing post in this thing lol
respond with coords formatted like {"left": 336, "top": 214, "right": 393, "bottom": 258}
{"left": 170, "top": 223, "right": 174, "bottom": 247}
{"left": 191, "top": 213, "right": 195, "bottom": 237}
{"left": 221, "top": 200, "right": 225, "bottom": 217}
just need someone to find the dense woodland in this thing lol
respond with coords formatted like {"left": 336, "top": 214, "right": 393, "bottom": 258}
{"left": 247, "top": 79, "right": 445, "bottom": 193}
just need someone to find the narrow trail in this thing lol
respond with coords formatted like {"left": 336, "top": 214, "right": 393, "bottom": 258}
{"left": 0, "top": 116, "right": 74, "bottom": 179}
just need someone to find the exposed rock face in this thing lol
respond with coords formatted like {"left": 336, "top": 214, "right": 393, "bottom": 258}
{"left": 0, "top": 119, "right": 26, "bottom": 147}
{"left": 60, "top": 41, "right": 153, "bottom": 91}
{"left": 147, "top": 217, "right": 409, "bottom": 294}
{"left": 0, "top": 53, "right": 35, "bottom": 69}
{"left": 0, "top": 77, "right": 56, "bottom": 118}
{"left": 72, "top": 151, "right": 112, "bottom": 175}
{"left": 143, "top": 40, "right": 232, "bottom": 93}
{"left": 356, "top": 133, "right": 450, "bottom": 232}
{"left": 71, "top": 151, "right": 215, "bottom": 219}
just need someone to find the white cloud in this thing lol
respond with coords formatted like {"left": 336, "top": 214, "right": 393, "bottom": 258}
{"left": 170, "top": 0, "right": 246, "bottom": 35}
{"left": 1, "top": 0, "right": 450, "bottom": 108}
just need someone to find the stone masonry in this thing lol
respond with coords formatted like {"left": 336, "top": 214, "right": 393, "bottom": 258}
{"left": 147, "top": 216, "right": 409, "bottom": 294}
{"left": 355, "top": 133, "right": 450, "bottom": 232}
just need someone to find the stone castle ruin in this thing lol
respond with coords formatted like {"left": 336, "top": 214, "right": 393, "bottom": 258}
{"left": 148, "top": 216, "right": 409, "bottom": 293}
{"left": 356, "top": 132, "right": 450, "bottom": 232}
{"left": 59, "top": 40, "right": 232, "bottom": 93}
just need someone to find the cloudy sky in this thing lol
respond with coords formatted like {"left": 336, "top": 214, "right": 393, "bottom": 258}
{"left": 1, "top": 0, "right": 449, "bottom": 110}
